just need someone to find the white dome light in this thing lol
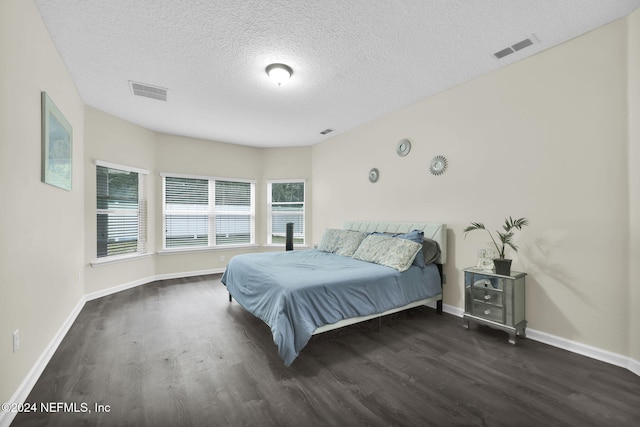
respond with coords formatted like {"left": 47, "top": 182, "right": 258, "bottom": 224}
{"left": 266, "top": 63, "right": 293, "bottom": 86}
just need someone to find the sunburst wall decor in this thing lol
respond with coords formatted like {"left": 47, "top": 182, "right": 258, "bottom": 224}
{"left": 429, "top": 155, "right": 447, "bottom": 175}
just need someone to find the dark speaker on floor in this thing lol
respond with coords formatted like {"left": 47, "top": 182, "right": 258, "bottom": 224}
{"left": 286, "top": 222, "right": 294, "bottom": 251}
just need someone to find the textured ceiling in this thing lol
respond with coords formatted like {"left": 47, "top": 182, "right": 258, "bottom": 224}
{"left": 34, "top": 0, "right": 640, "bottom": 148}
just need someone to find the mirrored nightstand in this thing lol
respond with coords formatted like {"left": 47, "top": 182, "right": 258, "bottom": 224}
{"left": 463, "top": 267, "right": 527, "bottom": 344}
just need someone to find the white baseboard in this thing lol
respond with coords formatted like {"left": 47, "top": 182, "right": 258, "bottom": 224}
{"left": 628, "top": 357, "right": 640, "bottom": 377}
{"left": 85, "top": 277, "right": 154, "bottom": 302}
{"left": 442, "top": 304, "right": 639, "bottom": 376}
{"left": 0, "top": 297, "right": 86, "bottom": 427}
{"left": 85, "top": 268, "right": 225, "bottom": 302}
{"left": 0, "top": 269, "right": 224, "bottom": 427}
{"left": 154, "top": 268, "right": 225, "bottom": 282}
{"left": 525, "top": 328, "right": 639, "bottom": 373}
{"left": 443, "top": 303, "right": 464, "bottom": 317}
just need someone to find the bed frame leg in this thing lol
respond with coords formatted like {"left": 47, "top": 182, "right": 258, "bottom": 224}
{"left": 228, "top": 292, "right": 232, "bottom": 302}
{"left": 436, "top": 263, "right": 444, "bottom": 314}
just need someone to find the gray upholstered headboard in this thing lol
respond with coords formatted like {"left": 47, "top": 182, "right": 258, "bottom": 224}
{"left": 343, "top": 220, "right": 447, "bottom": 264}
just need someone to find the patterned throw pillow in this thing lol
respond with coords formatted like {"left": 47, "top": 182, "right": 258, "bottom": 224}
{"left": 372, "top": 230, "right": 426, "bottom": 267}
{"left": 353, "top": 234, "right": 422, "bottom": 272}
{"left": 317, "top": 229, "right": 367, "bottom": 257}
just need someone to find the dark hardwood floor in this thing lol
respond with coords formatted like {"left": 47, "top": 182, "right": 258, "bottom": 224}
{"left": 11, "top": 274, "right": 640, "bottom": 426}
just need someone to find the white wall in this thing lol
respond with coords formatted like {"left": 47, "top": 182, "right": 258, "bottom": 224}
{"left": 0, "top": 0, "right": 85, "bottom": 404}
{"left": 312, "top": 16, "right": 632, "bottom": 356}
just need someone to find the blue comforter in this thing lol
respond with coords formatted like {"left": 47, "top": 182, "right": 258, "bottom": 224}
{"left": 221, "top": 249, "right": 442, "bottom": 366}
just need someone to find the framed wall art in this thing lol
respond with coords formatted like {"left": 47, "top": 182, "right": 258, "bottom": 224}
{"left": 41, "top": 92, "right": 72, "bottom": 191}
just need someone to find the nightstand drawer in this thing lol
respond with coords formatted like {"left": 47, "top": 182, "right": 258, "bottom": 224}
{"left": 471, "top": 301, "right": 504, "bottom": 323}
{"left": 471, "top": 288, "right": 503, "bottom": 306}
{"left": 471, "top": 277, "right": 503, "bottom": 291}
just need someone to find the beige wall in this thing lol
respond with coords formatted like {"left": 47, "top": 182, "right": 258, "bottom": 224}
{"left": 83, "top": 107, "right": 157, "bottom": 294}
{"left": 154, "top": 133, "right": 264, "bottom": 274}
{"left": 312, "top": 17, "right": 632, "bottom": 355}
{"left": 261, "top": 147, "right": 314, "bottom": 244}
{"left": 153, "top": 135, "right": 312, "bottom": 274}
{"left": 0, "top": 0, "right": 85, "bottom": 403}
{"left": 628, "top": 10, "right": 640, "bottom": 364}
{"left": 82, "top": 113, "right": 314, "bottom": 279}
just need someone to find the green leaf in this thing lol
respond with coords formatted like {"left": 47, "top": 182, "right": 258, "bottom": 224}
{"left": 465, "top": 217, "right": 529, "bottom": 257}
{"left": 463, "top": 222, "right": 485, "bottom": 234}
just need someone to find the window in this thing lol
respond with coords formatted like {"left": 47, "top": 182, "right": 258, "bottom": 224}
{"left": 267, "top": 180, "right": 305, "bottom": 245}
{"left": 96, "top": 162, "right": 147, "bottom": 259}
{"left": 163, "top": 174, "right": 255, "bottom": 249}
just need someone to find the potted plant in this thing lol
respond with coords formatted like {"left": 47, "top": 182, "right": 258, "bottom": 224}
{"left": 463, "top": 216, "right": 530, "bottom": 275}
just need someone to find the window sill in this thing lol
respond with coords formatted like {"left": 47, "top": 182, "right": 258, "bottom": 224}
{"left": 157, "top": 244, "right": 259, "bottom": 255}
{"left": 91, "top": 252, "right": 152, "bottom": 267}
{"left": 263, "top": 244, "right": 310, "bottom": 249}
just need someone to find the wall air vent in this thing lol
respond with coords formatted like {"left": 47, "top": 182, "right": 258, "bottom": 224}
{"left": 494, "top": 37, "right": 535, "bottom": 59}
{"left": 320, "top": 128, "right": 334, "bottom": 135}
{"left": 129, "top": 81, "right": 168, "bottom": 101}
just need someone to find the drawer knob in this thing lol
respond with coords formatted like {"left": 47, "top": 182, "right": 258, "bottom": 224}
{"left": 484, "top": 295, "right": 491, "bottom": 300}
{"left": 484, "top": 309, "right": 491, "bottom": 315}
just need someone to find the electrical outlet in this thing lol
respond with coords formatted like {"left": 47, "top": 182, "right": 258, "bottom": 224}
{"left": 220, "top": 255, "right": 225, "bottom": 263}
{"left": 13, "top": 329, "right": 19, "bottom": 353}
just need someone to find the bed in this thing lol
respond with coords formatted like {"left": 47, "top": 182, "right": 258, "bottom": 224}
{"left": 221, "top": 221, "right": 447, "bottom": 366}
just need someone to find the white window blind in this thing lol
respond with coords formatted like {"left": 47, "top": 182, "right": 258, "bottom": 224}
{"left": 267, "top": 180, "right": 305, "bottom": 245}
{"left": 163, "top": 175, "right": 255, "bottom": 249}
{"left": 215, "top": 180, "right": 253, "bottom": 245}
{"left": 96, "top": 163, "right": 147, "bottom": 258}
{"left": 164, "top": 176, "right": 209, "bottom": 248}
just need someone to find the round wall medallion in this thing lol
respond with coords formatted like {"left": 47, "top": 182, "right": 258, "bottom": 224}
{"left": 429, "top": 155, "right": 448, "bottom": 175}
{"left": 368, "top": 168, "right": 379, "bottom": 183}
{"left": 396, "top": 139, "right": 411, "bottom": 157}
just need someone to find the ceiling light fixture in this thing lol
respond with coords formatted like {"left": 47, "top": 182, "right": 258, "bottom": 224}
{"left": 266, "top": 63, "right": 293, "bottom": 86}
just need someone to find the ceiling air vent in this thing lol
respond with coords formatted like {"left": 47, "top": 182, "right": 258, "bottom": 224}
{"left": 129, "top": 81, "right": 168, "bottom": 101}
{"left": 512, "top": 38, "right": 533, "bottom": 52}
{"left": 494, "top": 37, "right": 534, "bottom": 59}
{"left": 320, "top": 128, "right": 334, "bottom": 135}
{"left": 494, "top": 47, "right": 514, "bottom": 59}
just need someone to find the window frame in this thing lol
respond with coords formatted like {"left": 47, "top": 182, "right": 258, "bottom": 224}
{"left": 267, "top": 179, "right": 306, "bottom": 246}
{"left": 161, "top": 172, "right": 256, "bottom": 252}
{"left": 92, "top": 160, "right": 149, "bottom": 266}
